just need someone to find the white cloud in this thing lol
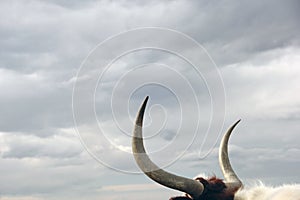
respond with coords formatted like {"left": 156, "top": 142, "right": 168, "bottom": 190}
{"left": 223, "top": 46, "right": 300, "bottom": 120}
{"left": 0, "top": 0, "right": 299, "bottom": 199}
{"left": 0, "top": 196, "right": 42, "bottom": 200}
{"left": 0, "top": 129, "right": 82, "bottom": 159}
{"left": 100, "top": 183, "right": 162, "bottom": 192}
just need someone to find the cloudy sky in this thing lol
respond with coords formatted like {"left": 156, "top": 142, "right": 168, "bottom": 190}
{"left": 0, "top": 0, "right": 299, "bottom": 199}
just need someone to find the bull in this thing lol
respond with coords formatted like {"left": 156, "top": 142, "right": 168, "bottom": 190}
{"left": 132, "top": 96, "right": 300, "bottom": 200}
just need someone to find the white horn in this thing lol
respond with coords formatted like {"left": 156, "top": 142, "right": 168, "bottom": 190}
{"left": 132, "top": 96, "right": 204, "bottom": 199}
{"left": 219, "top": 120, "right": 243, "bottom": 192}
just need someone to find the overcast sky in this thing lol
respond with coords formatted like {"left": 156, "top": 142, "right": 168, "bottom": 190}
{"left": 0, "top": 0, "right": 299, "bottom": 200}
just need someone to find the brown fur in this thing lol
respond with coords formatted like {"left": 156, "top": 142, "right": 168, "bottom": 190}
{"left": 170, "top": 176, "right": 235, "bottom": 200}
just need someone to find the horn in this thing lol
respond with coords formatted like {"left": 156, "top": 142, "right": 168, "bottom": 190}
{"left": 132, "top": 96, "right": 204, "bottom": 199}
{"left": 219, "top": 120, "right": 243, "bottom": 191}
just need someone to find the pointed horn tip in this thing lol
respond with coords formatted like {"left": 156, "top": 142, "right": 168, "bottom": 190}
{"left": 144, "top": 96, "right": 149, "bottom": 103}
{"left": 233, "top": 119, "right": 241, "bottom": 127}
{"left": 136, "top": 96, "right": 150, "bottom": 125}
{"left": 140, "top": 96, "right": 149, "bottom": 111}
{"left": 227, "top": 119, "right": 241, "bottom": 135}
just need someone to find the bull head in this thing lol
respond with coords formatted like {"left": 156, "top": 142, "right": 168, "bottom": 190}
{"left": 132, "top": 96, "right": 243, "bottom": 200}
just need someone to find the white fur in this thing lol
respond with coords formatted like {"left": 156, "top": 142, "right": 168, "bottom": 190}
{"left": 193, "top": 175, "right": 300, "bottom": 200}
{"left": 235, "top": 184, "right": 300, "bottom": 200}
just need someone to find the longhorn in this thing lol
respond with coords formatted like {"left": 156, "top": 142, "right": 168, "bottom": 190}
{"left": 132, "top": 96, "right": 300, "bottom": 200}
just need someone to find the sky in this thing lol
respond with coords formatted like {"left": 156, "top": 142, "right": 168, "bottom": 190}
{"left": 0, "top": 0, "right": 299, "bottom": 199}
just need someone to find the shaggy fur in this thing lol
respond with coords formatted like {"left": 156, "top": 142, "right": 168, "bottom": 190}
{"left": 234, "top": 184, "right": 300, "bottom": 200}
{"left": 170, "top": 177, "right": 300, "bottom": 200}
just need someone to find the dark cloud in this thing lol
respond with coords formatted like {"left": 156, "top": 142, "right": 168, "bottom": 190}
{"left": 183, "top": 0, "right": 300, "bottom": 65}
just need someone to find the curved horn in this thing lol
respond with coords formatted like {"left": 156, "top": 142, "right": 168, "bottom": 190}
{"left": 132, "top": 96, "right": 204, "bottom": 199}
{"left": 219, "top": 120, "right": 243, "bottom": 191}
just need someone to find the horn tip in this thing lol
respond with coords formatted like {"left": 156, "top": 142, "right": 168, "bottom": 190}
{"left": 141, "top": 96, "right": 149, "bottom": 109}
{"left": 144, "top": 95, "right": 149, "bottom": 102}
{"left": 234, "top": 119, "right": 241, "bottom": 126}
{"left": 136, "top": 96, "right": 150, "bottom": 125}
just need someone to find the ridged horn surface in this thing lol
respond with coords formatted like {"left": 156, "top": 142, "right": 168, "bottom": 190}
{"left": 219, "top": 120, "right": 243, "bottom": 192}
{"left": 132, "top": 96, "right": 204, "bottom": 199}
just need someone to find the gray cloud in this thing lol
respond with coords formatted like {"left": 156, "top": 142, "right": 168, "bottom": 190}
{"left": 0, "top": 69, "right": 72, "bottom": 134}
{"left": 0, "top": 0, "right": 299, "bottom": 199}
{"left": 1, "top": 131, "right": 82, "bottom": 159}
